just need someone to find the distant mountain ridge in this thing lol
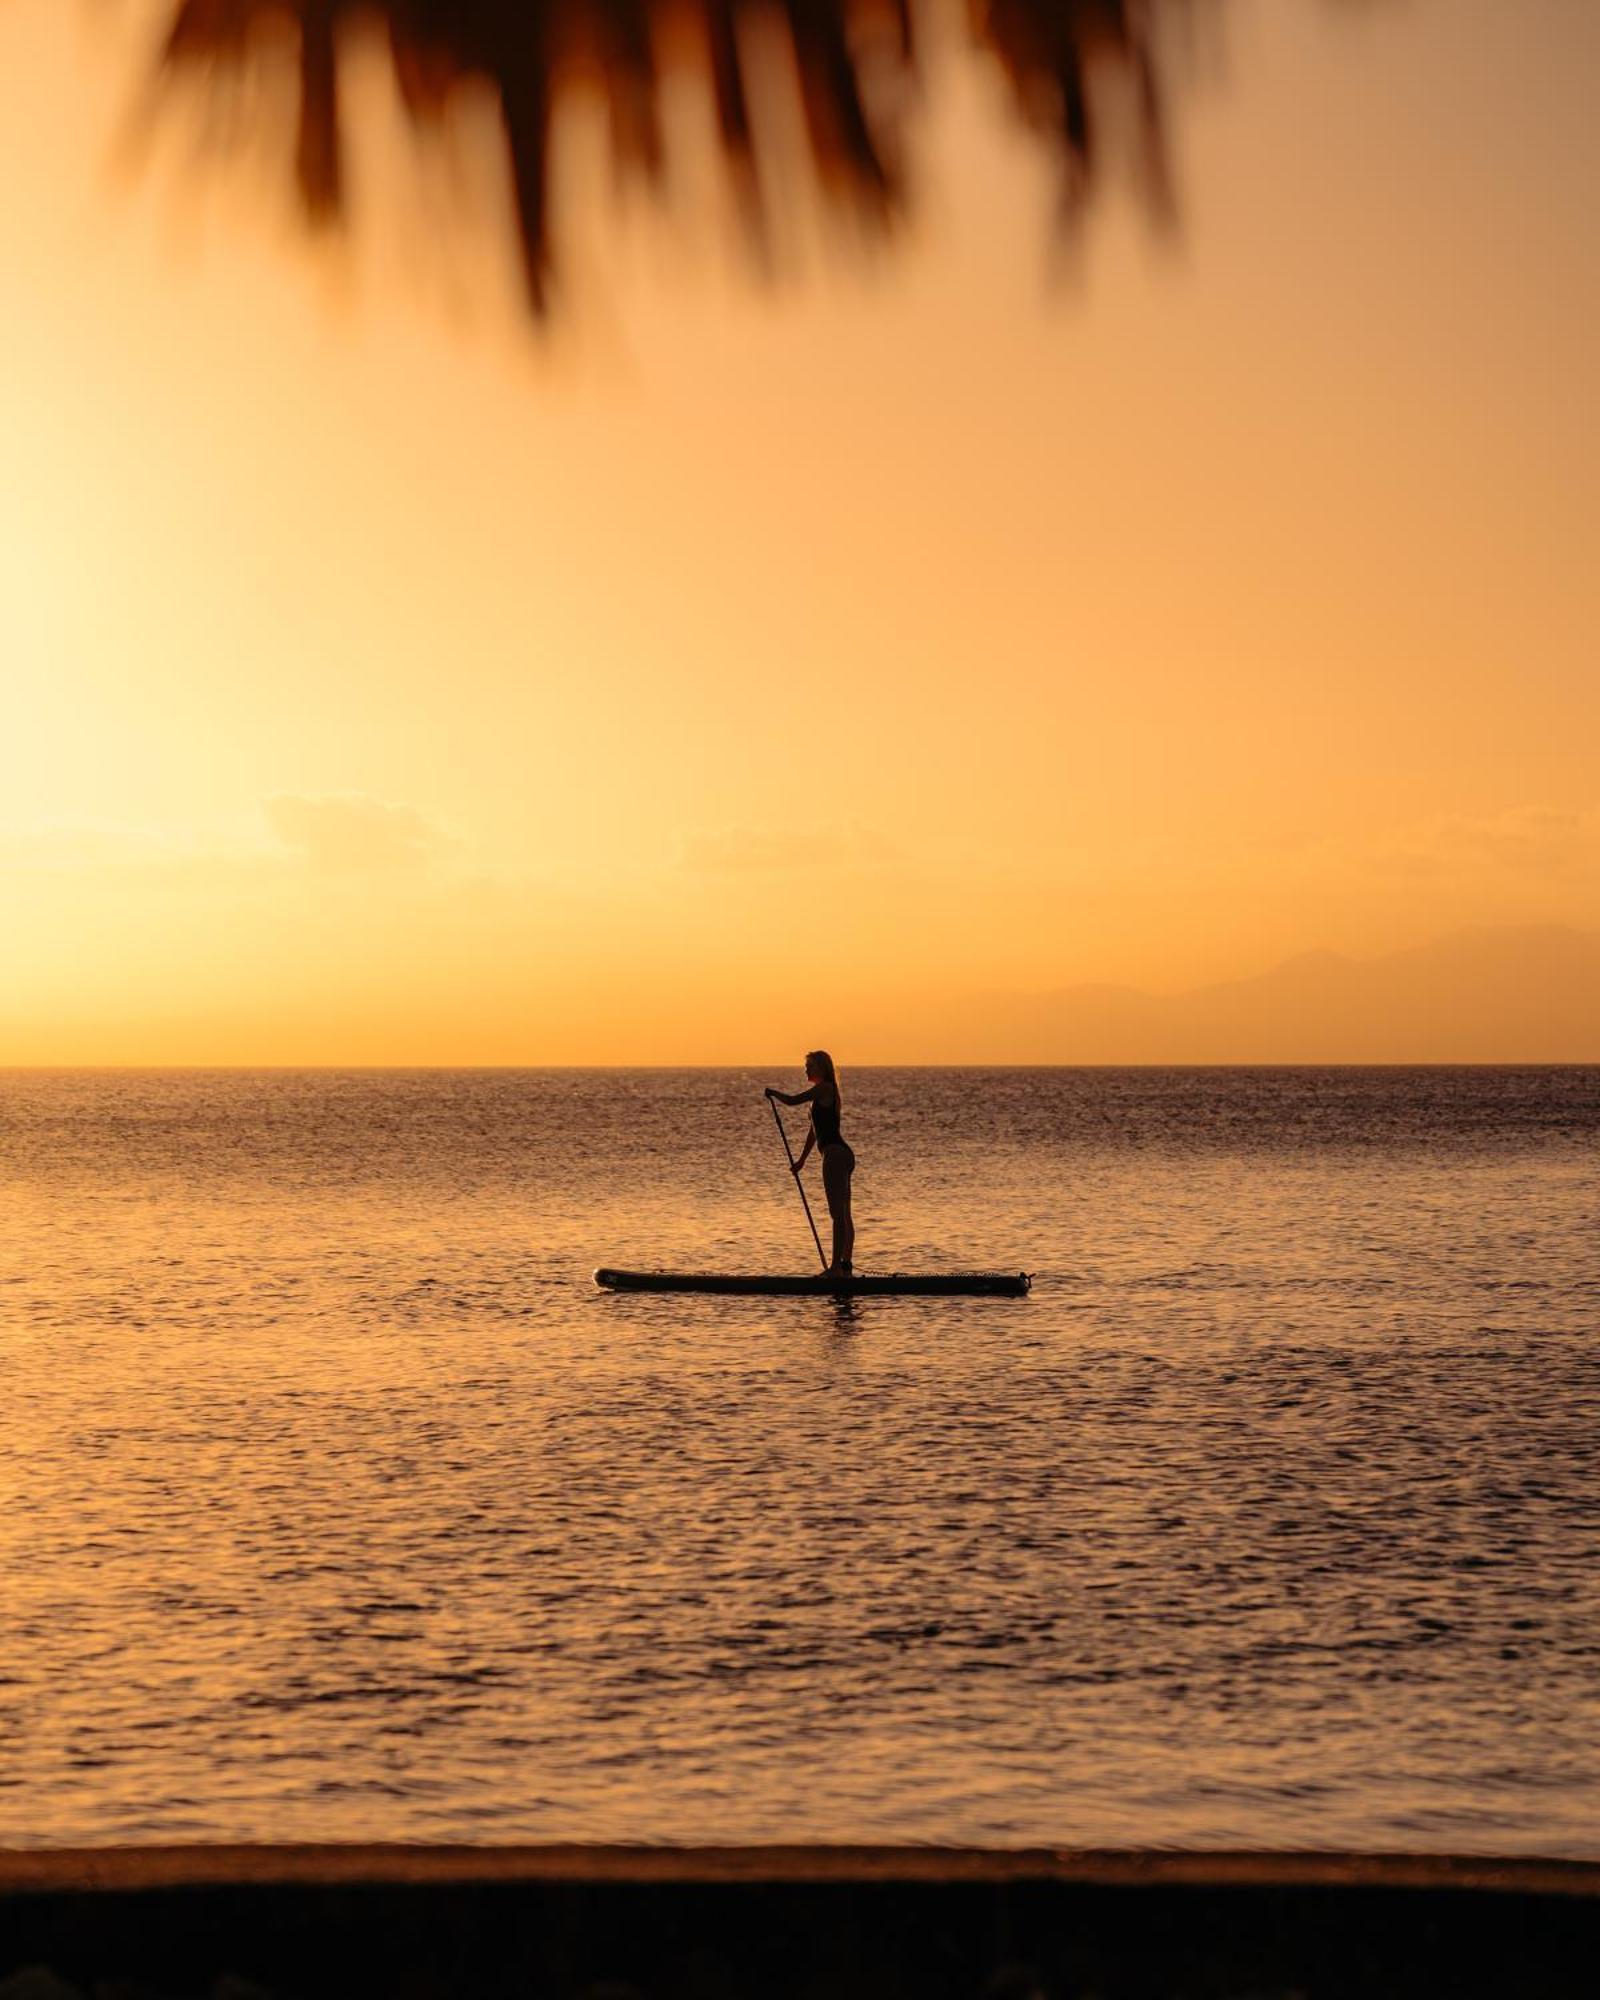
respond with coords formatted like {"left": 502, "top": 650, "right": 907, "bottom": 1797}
{"left": 960, "top": 926, "right": 1600, "bottom": 1063}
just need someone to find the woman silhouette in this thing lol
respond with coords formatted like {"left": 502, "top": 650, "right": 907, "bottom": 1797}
{"left": 766, "top": 1051, "right": 855, "bottom": 1278}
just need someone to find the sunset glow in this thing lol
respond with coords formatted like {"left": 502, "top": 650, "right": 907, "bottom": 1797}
{"left": 3, "top": 0, "right": 1597, "bottom": 1061}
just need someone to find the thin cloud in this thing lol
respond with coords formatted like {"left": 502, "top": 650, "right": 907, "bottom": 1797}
{"left": 1352, "top": 805, "right": 1600, "bottom": 885}
{"left": 262, "top": 793, "right": 450, "bottom": 872}
{"left": 680, "top": 823, "right": 902, "bottom": 873}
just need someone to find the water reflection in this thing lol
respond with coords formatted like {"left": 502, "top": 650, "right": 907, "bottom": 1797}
{"left": 824, "top": 1294, "right": 865, "bottom": 1342}
{"left": 6, "top": 1068, "right": 1595, "bottom": 1852}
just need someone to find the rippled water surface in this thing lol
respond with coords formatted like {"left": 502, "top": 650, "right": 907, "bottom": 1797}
{"left": 3, "top": 1067, "right": 1597, "bottom": 1851}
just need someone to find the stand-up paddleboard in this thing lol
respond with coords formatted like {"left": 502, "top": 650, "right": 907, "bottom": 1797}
{"left": 595, "top": 1268, "right": 1031, "bottom": 1297}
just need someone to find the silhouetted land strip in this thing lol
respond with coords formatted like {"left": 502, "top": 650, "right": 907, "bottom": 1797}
{"left": 4, "top": 1846, "right": 1597, "bottom": 1997}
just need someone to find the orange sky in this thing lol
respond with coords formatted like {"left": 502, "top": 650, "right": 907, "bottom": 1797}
{"left": 3, "top": 0, "right": 1597, "bottom": 1061}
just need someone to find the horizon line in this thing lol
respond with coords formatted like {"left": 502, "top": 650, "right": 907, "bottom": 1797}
{"left": 4, "top": 1060, "right": 1599, "bottom": 1073}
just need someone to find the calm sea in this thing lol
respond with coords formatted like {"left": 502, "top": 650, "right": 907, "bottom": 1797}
{"left": 2, "top": 1067, "right": 1597, "bottom": 1853}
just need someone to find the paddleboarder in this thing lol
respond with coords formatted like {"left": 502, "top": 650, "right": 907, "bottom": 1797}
{"left": 766, "top": 1051, "right": 855, "bottom": 1278}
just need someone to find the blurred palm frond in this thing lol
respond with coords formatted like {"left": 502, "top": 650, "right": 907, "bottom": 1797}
{"left": 158, "top": 0, "right": 1182, "bottom": 307}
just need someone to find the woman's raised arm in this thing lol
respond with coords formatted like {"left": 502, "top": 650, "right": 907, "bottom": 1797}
{"left": 764, "top": 1084, "right": 818, "bottom": 1107}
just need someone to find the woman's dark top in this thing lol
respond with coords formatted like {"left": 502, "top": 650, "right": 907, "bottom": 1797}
{"left": 811, "top": 1086, "right": 844, "bottom": 1149}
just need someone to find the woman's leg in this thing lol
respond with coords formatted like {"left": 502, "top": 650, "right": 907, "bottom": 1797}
{"left": 822, "top": 1147, "right": 855, "bottom": 1272}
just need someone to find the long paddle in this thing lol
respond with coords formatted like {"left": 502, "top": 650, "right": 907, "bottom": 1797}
{"left": 768, "top": 1095, "right": 828, "bottom": 1271}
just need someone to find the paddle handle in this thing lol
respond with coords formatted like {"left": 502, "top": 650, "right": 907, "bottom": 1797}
{"left": 768, "top": 1095, "right": 828, "bottom": 1271}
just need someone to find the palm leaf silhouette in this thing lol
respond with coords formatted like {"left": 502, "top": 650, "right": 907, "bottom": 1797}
{"left": 158, "top": 0, "right": 1180, "bottom": 308}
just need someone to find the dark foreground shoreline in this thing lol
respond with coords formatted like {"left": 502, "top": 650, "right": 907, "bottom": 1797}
{"left": 4, "top": 1847, "right": 1598, "bottom": 1999}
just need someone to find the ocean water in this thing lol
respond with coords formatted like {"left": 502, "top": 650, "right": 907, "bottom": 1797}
{"left": 2, "top": 1066, "right": 1597, "bottom": 1853}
